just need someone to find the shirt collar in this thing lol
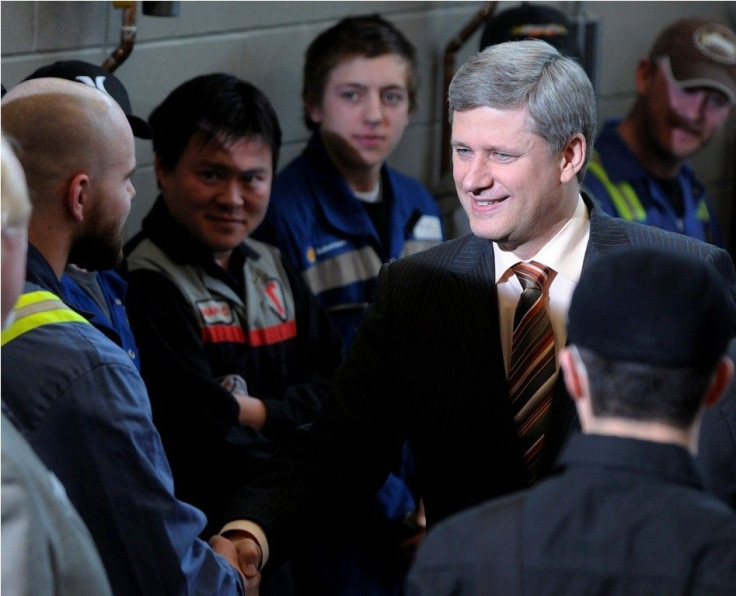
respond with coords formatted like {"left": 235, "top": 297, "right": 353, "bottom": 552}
{"left": 140, "top": 196, "right": 257, "bottom": 268}
{"left": 559, "top": 433, "right": 706, "bottom": 491}
{"left": 25, "top": 243, "right": 64, "bottom": 297}
{"left": 494, "top": 193, "right": 590, "bottom": 283}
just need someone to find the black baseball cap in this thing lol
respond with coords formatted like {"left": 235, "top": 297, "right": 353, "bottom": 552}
{"left": 480, "top": 3, "right": 581, "bottom": 60}
{"left": 23, "top": 60, "right": 153, "bottom": 139}
{"left": 568, "top": 246, "right": 735, "bottom": 371}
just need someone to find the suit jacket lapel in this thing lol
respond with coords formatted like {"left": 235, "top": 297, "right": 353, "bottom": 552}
{"left": 444, "top": 235, "right": 510, "bottom": 401}
{"left": 444, "top": 204, "right": 635, "bottom": 483}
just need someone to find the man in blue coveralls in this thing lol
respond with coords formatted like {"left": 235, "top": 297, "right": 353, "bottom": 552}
{"left": 584, "top": 17, "right": 735, "bottom": 247}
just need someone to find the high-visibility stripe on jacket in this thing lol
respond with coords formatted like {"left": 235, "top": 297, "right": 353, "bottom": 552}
{"left": 583, "top": 118, "right": 723, "bottom": 247}
{"left": 586, "top": 152, "right": 647, "bottom": 223}
{"left": 1, "top": 290, "right": 89, "bottom": 346}
{"left": 587, "top": 151, "right": 716, "bottom": 238}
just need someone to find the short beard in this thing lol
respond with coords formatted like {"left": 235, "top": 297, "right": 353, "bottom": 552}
{"left": 68, "top": 227, "right": 123, "bottom": 271}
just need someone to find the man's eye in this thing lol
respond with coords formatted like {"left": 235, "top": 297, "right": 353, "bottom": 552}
{"left": 706, "top": 93, "right": 730, "bottom": 110}
{"left": 200, "top": 170, "right": 222, "bottom": 182}
{"left": 382, "top": 90, "right": 406, "bottom": 106}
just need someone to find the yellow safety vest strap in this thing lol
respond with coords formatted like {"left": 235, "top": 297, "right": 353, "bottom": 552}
{"left": 696, "top": 199, "right": 712, "bottom": 223}
{"left": 587, "top": 155, "right": 646, "bottom": 222}
{"left": 1, "top": 290, "right": 89, "bottom": 346}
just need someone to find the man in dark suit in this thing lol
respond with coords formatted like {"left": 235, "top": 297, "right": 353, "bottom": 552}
{"left": 407, "top": 246, "right": 736, "bottom": 594}
{"left": 211, "top": 39, "right": 736, "bottom": 582}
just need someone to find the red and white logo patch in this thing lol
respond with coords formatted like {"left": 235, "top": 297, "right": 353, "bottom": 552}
{"left": 196, "top": 299, "right": 234, "bottom": 325}
{"left": 264, "top": 279, "right": 287, "bottom": 321}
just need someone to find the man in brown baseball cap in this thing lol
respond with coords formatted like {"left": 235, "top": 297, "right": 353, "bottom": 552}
{"left": 651, "top": 17, "right": 736, "bottom": 104}
{"left": 583, "top": 16, "right": 735, "bottom": 249}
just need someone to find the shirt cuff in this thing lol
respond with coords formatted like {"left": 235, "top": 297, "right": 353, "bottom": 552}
{"left": 220, "top": 520, "right": 270, "bottom": 570}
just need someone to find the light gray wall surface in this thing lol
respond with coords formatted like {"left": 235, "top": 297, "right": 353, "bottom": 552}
{"left": 2, "top": 1, "right": 735, "bottom": 245}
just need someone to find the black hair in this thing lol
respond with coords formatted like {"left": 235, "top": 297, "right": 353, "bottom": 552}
{"left": 149, "top": 73, "right": 282, "bottom": 172}
{"left": 576, "top": 347, "right": 713, "bottom": 429}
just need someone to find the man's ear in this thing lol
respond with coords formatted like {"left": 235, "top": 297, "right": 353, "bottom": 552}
{"left": 559, "top": 346, "right": 585, "bottom": 403}
{"left": 704, "top": 355, "right": 735, "bottom": 408}
{"left": 560, "top": 133, "right": 586, "bottom": 184}
{"left": 634, "top": 57, "right": 654, "bottom": 95}
{"left": 153, "top": 154, "right": 166, "bottom": 181}
{"left": 304, "top": 100, "right": 323, "bottom": 126}
{"left": 66, "top": 173, "right": 90, "bottom": 223}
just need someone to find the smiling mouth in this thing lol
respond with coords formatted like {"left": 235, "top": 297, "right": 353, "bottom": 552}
{"left": 356, "top": 135, "right": 384, "bottom": 143}
{"left": 209, "top": 216, "right": 245, "bottom": 225}
{"left": 474, "top": 197, "right": 506, "bottom": 207}
{"left": 670, "top": 118, "right": 703, "bottom": 137}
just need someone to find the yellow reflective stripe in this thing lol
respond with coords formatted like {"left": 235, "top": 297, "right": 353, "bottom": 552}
{"left": 618, "top": 182, "right": 646, "bottom": 221}
{"left": 696, "top": 199, "right": 711, "bottom": 223}
{"left": 13, "top": 290, "right": 66, "bottom": 312}
{"left": 587, "top": 156, "right": 646, "bottom": 222}
{"left": 1, "top": 290, "right": 89, "bottom": 346}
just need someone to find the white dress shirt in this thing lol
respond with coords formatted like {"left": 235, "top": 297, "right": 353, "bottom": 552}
{"left": 494, "top": 195, "right": 590, "bottom": 372}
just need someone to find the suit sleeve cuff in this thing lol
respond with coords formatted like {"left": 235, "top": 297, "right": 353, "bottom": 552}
{"left": 220, "top": 520, "right": 270, "bottom": 570}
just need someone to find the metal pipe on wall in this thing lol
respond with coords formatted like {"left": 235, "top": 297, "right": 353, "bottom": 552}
{"left": 102, "top": 1, "right": 181, "bottom": 73}
{"left": 102, "top": 1, "right": 138, "bottom": 73}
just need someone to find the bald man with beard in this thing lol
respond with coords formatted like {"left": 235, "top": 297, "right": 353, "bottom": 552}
{"left": 1, "top": 78, "right": 252, "bottom": 595}
{"left": 1, "top": 132, "right": 113, "bottom": 596}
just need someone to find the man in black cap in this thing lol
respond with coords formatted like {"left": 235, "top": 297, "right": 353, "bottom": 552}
{"left": 20, "top": 60, "right": 151, "bottom": 372}
{"left": 584, "top": 17, "right": 736, "bottom": 248}
{"left": 23, "top": 59, "right": 152, "bottom": 139}
{"left": 407, "top": 246, "right": 736, "bottom": 595}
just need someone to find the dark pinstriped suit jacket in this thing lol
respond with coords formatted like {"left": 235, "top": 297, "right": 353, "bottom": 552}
{"left": 225, "top": 198, "right": 736, "bottom": 561}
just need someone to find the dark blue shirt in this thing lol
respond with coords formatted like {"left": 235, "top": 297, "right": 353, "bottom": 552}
{"left": 61, "top": 267, "right": 140, "bottom": 371}
{"left": 584, "top": 119, "right": 724, "bottom": 247}
{"left": 1, "top": 243, "right": 244, "bottom": 595}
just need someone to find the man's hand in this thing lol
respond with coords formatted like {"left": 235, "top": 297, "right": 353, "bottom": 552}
{"left": 210, "top": 531, "right": 263, "bottom": 587}
{"left": 209, "top": 534, "right": 261, "bottom": 593}
{"left": 219, "top": 374, "right": 266, "bottom": 430}
{"left": 398, "top": 499, "right": 427, "bottom": 562}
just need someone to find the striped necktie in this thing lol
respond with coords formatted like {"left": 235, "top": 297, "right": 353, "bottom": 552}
{"left": 508, "top": 261, "right": 557, "bottom": 483}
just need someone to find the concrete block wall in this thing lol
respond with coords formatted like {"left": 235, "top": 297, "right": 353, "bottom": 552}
{"left": 2, "top": 1, "right": 735, "bottom": 246}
